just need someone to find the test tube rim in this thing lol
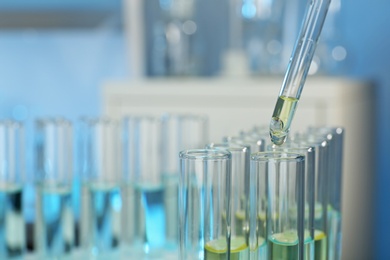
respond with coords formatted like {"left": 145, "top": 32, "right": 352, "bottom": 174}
{"left": 80, "top": 116, "right": 119, "bottom": 126}
{"left": 36, "top": 117, "right": 72, "bottom": 128}
{"left": 179, "top": 148, "right": 231, "bottom": 161}
{"left": 161, "top": 112, "right": 208, "bottom": 121}
{"left": 0, "top": 119, "right": 23, "bottom": 129}
{"left": 251, "top": 151, "right": 304, "bottom": 163}
{"left": 269, "top": 143, "right": 315, "bottom": 154}
{"left": 206, "top": 142, "right": 249, "bottom": 153}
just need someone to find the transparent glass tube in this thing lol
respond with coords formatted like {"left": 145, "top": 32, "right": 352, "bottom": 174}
{"left": 0, "top": 120, "right": 25, "bottom": 258}
{"left": 34, "top": 118, "right": 74, "bottom": 258}
{"left": 307, "top": 127, "right": 344, "bottom": 260}
{"left": 79, "top": 117, "right": 122, "bottom": 257}
{"left": 250, "top": 152, "right": 314, "bottom": 260}
{"left": 269, "top": 0, "right": 332, "bottom": 145}
{"left": 122, "top": 116, "right": 166, "bottom": 257}
{"left": 161, "top": 114, "right": 209, "bottom": 249}
{"left": 206, "top": 143, "right": 258, "bottom": 258}
{"left": 179, "top": 149, "right": 232, "bottom": 260}
{"left": 328, "top": 128, "right": 343, "bottom": 260}
{"left": 269, "top": 141, "right": 328, "bottom": 260}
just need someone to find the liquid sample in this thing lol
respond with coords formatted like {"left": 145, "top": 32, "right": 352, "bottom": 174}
{"left": 35, "top": 184, "right": 74, "bottom": 257}
{"left": 89, "top": 182, "right": 122, "bottom": 254}
{"left": 268, "top": 230, "right": 313, "bottom": 260}
{"left": 134, "top": 183, "right": 165, "bottom": 253}
{"left": 269, "top": 96, "right": 299, "bottom": 145}
{"left": 204, "top": 236, "right": 249, "bottom": 260}
{"left": 314, "top": 230, "right": 327, "bottom": 260}
{"left": 0, "top": 184, "right": 25, "bottom": 258}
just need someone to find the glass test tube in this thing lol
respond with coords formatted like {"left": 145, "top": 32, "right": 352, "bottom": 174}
{"left": 269, "top": 141, "right": 327, "bottom": 260}
{"left": 0, "top": 120, "right": 25, "bottom": 258}
{"left": 123, "top": 116, "right": 166, "bottom": 256}
{"left": 161, "top": 114, "right": 208, "bottom": 249}
{"left": 80, "top": 118, "right": 122, "bottom": 257}
{"left": 328, "top": 128, "right": 343, "bottom": 260}
{"left": 207, "top": 143, "right": 260, "bottom": 259}
{"left": 291, "top": 132, "right": 333, "bottom": 260}
{"left": 179, "top": 149, "right": 232, "bottom": 260}
{"left": 250, "top": 152, "right": 313, "bottom": 260}
{"left": 307, "top": 127, "right": 344, "bottom": 260}
{"left": 35, "top": 118, "right": 74, "bottom": 258}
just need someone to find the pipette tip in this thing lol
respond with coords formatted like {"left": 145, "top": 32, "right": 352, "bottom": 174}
{"left": 269, "top": 116, "right": 288, "bottom": 145}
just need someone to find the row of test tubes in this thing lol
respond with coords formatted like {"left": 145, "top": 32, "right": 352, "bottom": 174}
{"left": 0, "top": 115, "right": 208, "bottom": 259}
{"left": 179, "top": 126, "right": 344, "bottom": 260}
{"left": 0, "top": 116, "right": 343, "bottom": 259}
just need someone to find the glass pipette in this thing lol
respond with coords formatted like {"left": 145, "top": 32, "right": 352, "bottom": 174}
{"left": 269, "top": 0, "right": 332, "bottom": 145}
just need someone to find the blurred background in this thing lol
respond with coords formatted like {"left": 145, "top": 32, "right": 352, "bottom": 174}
{"left": 0, "top": 0, "right": 388, "bottom": 258}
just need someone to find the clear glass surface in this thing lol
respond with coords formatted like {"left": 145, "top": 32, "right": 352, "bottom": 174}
{"left": 179, "top": 149, "right": 231, "bottom": 260}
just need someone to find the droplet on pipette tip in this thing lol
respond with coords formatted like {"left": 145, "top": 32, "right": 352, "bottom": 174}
{"left": 269, "top": 117, "right": 288, "bottom": 145}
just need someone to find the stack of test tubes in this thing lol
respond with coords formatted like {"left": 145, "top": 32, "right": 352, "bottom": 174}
{"left": 0, "top": 117, "right": 343, "bottom": 260}
{"left": 179, "top": 125, "right": 344, "bottom": 260}
{"left": 38, "top": 114, "right": 207, "bottom": 259}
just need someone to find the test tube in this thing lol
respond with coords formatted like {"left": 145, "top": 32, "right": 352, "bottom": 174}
{"left": 161, "top": 114, "right": 208, "bottom": 249}
{"left": 0, "top": 120, "right": 25, "bottom": 258}
{"left": 179, "top": 149, "right": 232, "bottom": 260}
{"left": 328, "top": 128, "right": 343, "bottom": 260}
{"left": 122, "top": 116, "right": 165, "bottom": 257}
{"left": 206, "top": 143, "right": 261, "bottom": 258}
{"left": 269, "top": 141, "right": 328, "bottom": 260}
{"left": 250, "top": 152, "right": 313, "bottom": 260}
{"left": 80, "top": 118, "right": 122, "bottom": 257}
{"left": 269, "top": 0, "right": 331, "bottom": 145}
{"left": 307, "top": 127, "right": 344, "bottom": 260}
{"left": 34, "top": 118, "right": 74, "bottom": 258}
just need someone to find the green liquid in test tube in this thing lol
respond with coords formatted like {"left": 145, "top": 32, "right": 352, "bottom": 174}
{"left": 270, "top": 0, "right": 332, "bottom": 145}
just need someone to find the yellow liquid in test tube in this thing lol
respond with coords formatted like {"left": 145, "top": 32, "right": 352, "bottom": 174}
{"left": 268, "top": 230, "right": 313, "bottom": 260}
{"left": 314, "top": 230, "right": 327, "bottom": 260}
{"left": 204, "top": 236, "right": 249, "bottom": 260}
